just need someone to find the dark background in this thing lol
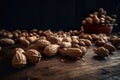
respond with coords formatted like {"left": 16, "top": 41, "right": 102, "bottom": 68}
{"left": 0, "top": 0, "right": 119, "bottom": 32}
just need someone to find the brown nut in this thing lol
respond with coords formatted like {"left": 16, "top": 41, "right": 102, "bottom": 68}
{"left": 47, "top": 35, "right": 62, "bottom": 44}
{"left": 6, "top": 32, "right": 13, "bottom": 38}
{"left": 35, "top": 39, "right": 51, "bottom": 48}
{"left": 89, "top": 14, "right": 94, "bottom": 18}
{"left": 85, "top": 17, "right": 93, "bottom": 24}
{"left": 27, "top": 36, "right": 38, "bottom": 43}
{"left": 63, "top": 37, "right": 72, "bottom": 42}
{"left": 60, "top": 42, "right": 72, "bottom": 48}
{"left": 43, "top": 44, "right": 60, "bottom": 57}
{"left": 79, "top": 41, "right": 85, "bottom": 46}
{"left": 27, "top": 44, "right": 39, "bottom": 51}
{"left": 25, "top": 49, "right": 42, "bottom": 63}
{"left": 82, "top": 20, "right": 87, "bottom": 25}
{"left": 94, "top": 47, "right": 109, "bottom": 57}
{"left": 72, "top": 44, "right": 80, "bottom": 48}
{"left": 20, "top": 38, "right": 30, "bottom": 47}
{"left": 13, "top": 48, "right": 25, "bottom": 55}
{"left": 59, "top": 48, "right": 83, "bottom": 58}
{"left": 95, "top": 40, "right": 105, "bottom": 46}
{"left": 111, "top": 38, "right": 120, "bottom": 49}
{"left": 71, "top": 36, "right": 79, "bottom": 40}
{"left": 91, "top": 34, "right": 100, "bottom": 41}
{"left": 12, "top": 49, "right": 27, "bottom": 68}
{"left": 98, "top": 8, "right": 105, "bottom": 15}
{"left": 79, "top": 46, "right": 87, "bottom": 57}
{"left": 0, "top": 38, "right": 15, "bottom": 46}
{"left": 79, "top": 39, "right": 92, "bottom": 47}
{"left": 103, "top": 43, "right": 116, "bottom": 52}
{"left": 81, "top": 34, "right": 92, "bottom": 40}
{"left": 110, "top": 36, "right": 118, "bottom": 43}
{"left": 71, "top": 39, "right": 79, "bottom": 44}
{"left": 93, "top": 14, "right": 100, "bottom": 24}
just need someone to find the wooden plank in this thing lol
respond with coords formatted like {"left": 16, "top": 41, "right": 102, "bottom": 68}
{"left": 0, "top": 47, "right": 120, "bottom": 80}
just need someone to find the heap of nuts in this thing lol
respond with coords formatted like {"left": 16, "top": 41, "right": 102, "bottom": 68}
{"left": 82, "top": 8, "right": 117, "bottom": 25}
{"left": 91, "top": 33, "right": 119, "bottom": 58}
{"left": 0, "top": 29, "right": 119, "bottom": 69}
{"left": 0, "top": 29, "right": 90, "bottom": 68}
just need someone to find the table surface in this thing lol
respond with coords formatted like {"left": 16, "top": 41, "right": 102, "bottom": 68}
{"left": 0, "top": 46, "right": 120, "bottom": 80}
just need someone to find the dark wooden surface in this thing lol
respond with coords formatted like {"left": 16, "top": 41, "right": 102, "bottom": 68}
{"left": 0, "top": 47, "right": 120, "bottom": 80}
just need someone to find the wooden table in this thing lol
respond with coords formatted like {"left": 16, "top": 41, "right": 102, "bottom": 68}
{"left": 0, "top": 46, "right": 120, "bottom": 80}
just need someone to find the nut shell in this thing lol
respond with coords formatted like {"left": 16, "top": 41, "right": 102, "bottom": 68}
{"left": 59, "top": 48, "right": 83, "bottom": 58}
{"left": 12, "top": 51, "right": 27, "bottom": 68}
{"left": 0, "top": 38, "right": 15, "bottom": 46}
{"left": 25, "top": 49, "right": 41, "bottom": 63}
{"left": 44, "top": 44, "right": 60, "bottom": 57}
{"left": 94, "top": 47, "right": 109, "bottom": 57}
{"left": 35, "top": 39, "right": 51, "bottom": 48}
{"left": 103, "top": 43, "right": 116, "bottom": 52}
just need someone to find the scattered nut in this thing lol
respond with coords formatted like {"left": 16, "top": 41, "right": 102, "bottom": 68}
{"left": 59, "top": 48, "right": 83, "bottom": 58}
{"left": 94, "top": 47, "right": 109, "bottom": 57}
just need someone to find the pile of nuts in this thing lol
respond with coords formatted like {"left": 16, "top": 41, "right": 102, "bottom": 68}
{"left": 0, "top": 29, "right": 90, "bottom": 68}
{"left": 0, "top": 29, "right": 119, "bottom": 69}
{"left": 82, "top": 8, "right": 117, "bottom": 25}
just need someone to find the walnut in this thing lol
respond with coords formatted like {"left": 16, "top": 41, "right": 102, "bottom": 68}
{"left": 47, "top": 35, "right": 62, "bottom": 44}
{"left": 103, "top": 43, "right": 116, "bottom": 52}
{"left": 94, "top": 47, "right": 109, "bottom": 57}
{"left": 35, "top": 39, "right": 51, "bottom": 48}
{"left": 13, "top": 48, "right": 25, "bottom": 55}
{"left": 111, "top": 38, "right": 120, "bottom": 49}
{"left": 20, "top": 38, "right": 30, "bottom": 47}
{"left": 43, "top": 44, "right": 60, "bottom": 57}
{"left": 27, "top": 36, "right": 38, "bottom": 43}
{"left": 12, "top": 48, "right": 27, "bottom": 68}
{"left": 25, "top": 49, "right": 42, "bottom": 63}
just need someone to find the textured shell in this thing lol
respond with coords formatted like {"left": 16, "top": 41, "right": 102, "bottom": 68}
{"left": 25, "top": 49, "right": 41, "bottom": 63}
{"left": 44, "top": 44, "right": 60, "bottom": 56}
{"left": 0, "top": 38, "right": 15, "bottom": 46}
{"left": 95, "top": 47, "right": 109, "bottom": 57}
{"left": 60, "top": 42, "right": 72, "bottom": 48}
{"left": 59, "top": 48, "right": 83, "bottom": 58}
{"left": 12, "top": 52, "right": 27, "bottom": 68}
{"left": 35, "top": 39, "right": 51, "bottom": 48}
{"left": 103, "top": 43, "right": 116, "bottom": 52}
{"left": 79, "top": 39, "right": 92, "bottom": 47}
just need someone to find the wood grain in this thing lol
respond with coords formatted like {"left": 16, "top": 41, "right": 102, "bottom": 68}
{"left": 0, "top": 47, "right": 120, "bottom": 80}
